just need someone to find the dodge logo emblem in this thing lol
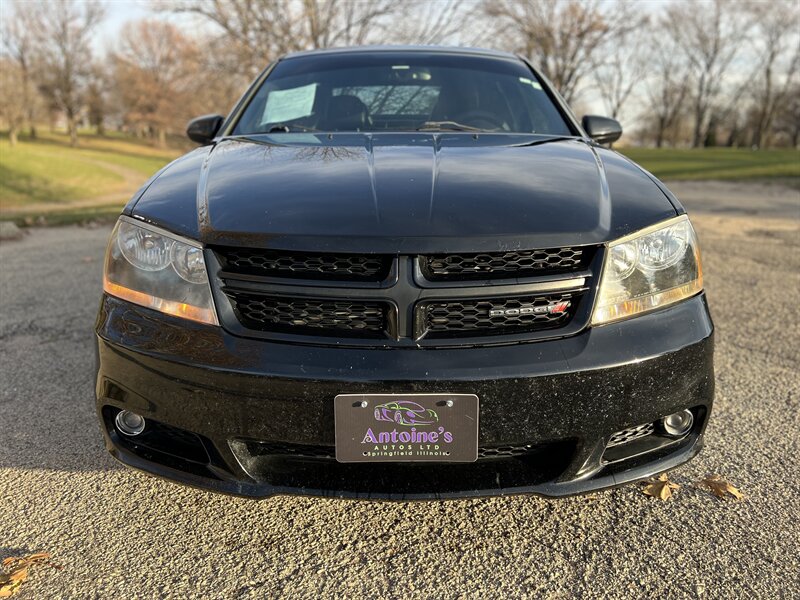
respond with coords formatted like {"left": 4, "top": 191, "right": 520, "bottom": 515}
{"left": 489, "top": 300, "right": 571, "bottom": 318}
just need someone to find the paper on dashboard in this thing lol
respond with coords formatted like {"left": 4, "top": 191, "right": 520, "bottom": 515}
{"left": 262, "top": 83, "right": 317, "bottom": 124}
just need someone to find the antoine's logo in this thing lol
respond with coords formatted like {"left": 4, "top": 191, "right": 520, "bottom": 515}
{"left": 373, "top": 400, "right": 439, "bottom": 426}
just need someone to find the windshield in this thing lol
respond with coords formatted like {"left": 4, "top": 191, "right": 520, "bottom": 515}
{"left": 232, "top": 52, "right": 573, "bottom": 135}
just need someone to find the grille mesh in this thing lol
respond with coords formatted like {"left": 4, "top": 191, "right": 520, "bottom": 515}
{"left": 227, "top": 292, "right": 388, "bottom": 337}
{"left": 424, "top": 292, "right": 576, "bottom": 336}
{"left": 421, "top": 247, "right": 586, "bottom": 280}
{"left": 606, "top": 422, "right": 656, "bottom": 448}
{"left": 236, "top": 441, "right": 541, "bottom": 460}
{"left": 216, "top": 247, "right": 391, "bottom": 281}
{"left": 478, "top": 444, "right": 538, "bottom": 458}
{"left": 244, "top": 441, "right": 337, "bottom": 459}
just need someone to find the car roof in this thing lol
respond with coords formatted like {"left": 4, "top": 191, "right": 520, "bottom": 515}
{"left": 281, "top": 45, "right": 521, "bottom": 62}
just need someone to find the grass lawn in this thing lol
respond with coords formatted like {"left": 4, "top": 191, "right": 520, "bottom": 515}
{"left": 0, "top": 142, "right": 124, "bottom": 205}
{"left": 620, "top": 147, "right": 799, "bottom": 182}
{"left": 0, "top": 131, "right": 179, "bottom": 216}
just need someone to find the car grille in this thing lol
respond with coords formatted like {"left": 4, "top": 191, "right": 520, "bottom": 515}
{"left": 420, "top": 247, "right": 586, "bottom": 280}
{"left": 422, "top": 292, "right": 577, "bottom": 337}
{"left": 233, "top": 440, "right": 546, "bottom": 460}
{"left": 225, "top": 292, "right": 389, "bottom": 337}
{"left": 212, "top": 245, "right": 597, "bottom": 346}
{"left": 214, "top": 247, "right": 392, "bottom": 282}
{"left": 478, "top": 444, "right": 540, "bottom": 458}
{"left": 606, "top": 422, "right": 656, "bottom": 448}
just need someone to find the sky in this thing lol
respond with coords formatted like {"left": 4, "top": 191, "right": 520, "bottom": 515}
{"left": 93, "top": 0, "right": 151, "bottom": 51}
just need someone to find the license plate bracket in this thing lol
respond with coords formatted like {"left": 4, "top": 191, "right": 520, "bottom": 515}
{"left": 334, "top": 394, "right": 479, "bottom": 463}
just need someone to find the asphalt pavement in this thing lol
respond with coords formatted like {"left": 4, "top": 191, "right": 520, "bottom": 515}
{"left": 1, "top": 182, "right": 799, "bottom": 599}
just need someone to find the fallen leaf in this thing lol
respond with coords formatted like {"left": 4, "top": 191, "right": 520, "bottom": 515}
{"left": 699, "top": 475, "right": 744, "bottom": 500}
{"left": 0, "top": 553, "right": 57, "bottom": 598}
{"left": 642, "top": 473, "right": 680, "bottom": 500}
{"left": 0, "top": 568, "right": 26, "bottom": 598}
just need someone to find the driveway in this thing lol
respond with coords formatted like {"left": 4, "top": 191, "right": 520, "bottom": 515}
{"left": 1, "top": 182, "right": 798, "bottom": 598}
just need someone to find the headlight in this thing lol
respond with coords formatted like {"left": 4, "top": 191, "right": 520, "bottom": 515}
{"left": 592, "top": 215, "right": 703, "bottom": 325}
{"left": 103, "top": 217, "right": 218, "bottom": 325}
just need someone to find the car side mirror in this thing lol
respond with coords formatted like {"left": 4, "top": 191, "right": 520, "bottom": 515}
{"left": 187, "top": 114, "right": 225, "bottom": 145}
{"left": 581, "top": 115, "right": 622, "bottom": 145}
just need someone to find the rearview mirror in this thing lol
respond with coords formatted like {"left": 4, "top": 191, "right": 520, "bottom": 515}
{"left": 187, "top": 114, "right": 224, "bottom": 145}
{"left": 581, "top": 115, "right": 622, "bottom": 145}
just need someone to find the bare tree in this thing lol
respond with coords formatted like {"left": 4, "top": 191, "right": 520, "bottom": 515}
{"left": 25, "top": 0, "right": 105, "bottom": 146}
{"left": 590, "top": 12, "right": 650, "bottom": 122}
{"left": 112, "top": 20, "right": 201, "bottom": 147}
{"left": 165, "top": 0, "right": 396, "bottom": 78}
{"left": 482, "top": 0, "right": 640, "bottom": 104}
{"left": 0, "top": 2, "right": 41, "bottom": 138}
{"left": 86, "top": 63, "right": 109, "bottom": 136}
{"left": 643, "top": 37, "right": 691, "bottom": 148}
{"left": 663, "top": 0, "right": 749, "bottom": 148}
{"left": 195, "top": 37, "right": 254, "bottom": 115}
{"left": 772, "top": 82, "right": 800, "bottom": 148}
{"left": 387, "top": 0, "right": 469, "bottom": 45}
{"left": 302, "top": 0, "right": 395, "bottom": 48}
{"left": 0, "top": 58, "right": 27, "bottom": 145}
{"left": 747, "top": 0, "right": 800, "bottom": 148}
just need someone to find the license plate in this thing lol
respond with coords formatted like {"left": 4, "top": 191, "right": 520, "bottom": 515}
{"left": 334, "top": 394, "right": 479, "bottom": 463}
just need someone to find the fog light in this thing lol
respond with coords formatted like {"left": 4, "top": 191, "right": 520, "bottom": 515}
{"left": 662, "top": 410, "right": 693, "bottom": 436}
{"left": 115, "top": 410, "right": 146, "bottom": 436}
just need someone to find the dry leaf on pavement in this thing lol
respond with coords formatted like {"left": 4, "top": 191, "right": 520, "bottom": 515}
{"left": 0, "top": 553, "right": 58, "bottom": 598}
{"left": 699, "top": 475, "right": 745, "bottom": 500}
{"left": 642, "top": 473, "right": 680, "bottom": 500}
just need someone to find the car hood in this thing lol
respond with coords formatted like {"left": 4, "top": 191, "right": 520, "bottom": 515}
{"left": 131, "top": 133, "right": 678, "bottom": 253}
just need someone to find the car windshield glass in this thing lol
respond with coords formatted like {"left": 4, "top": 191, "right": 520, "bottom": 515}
{"left": 232, "top": 52, "right": 573, "bottom": 135}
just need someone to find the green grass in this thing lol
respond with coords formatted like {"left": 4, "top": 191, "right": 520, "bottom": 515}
{"left": 0, "top": 142, "right": 124, "bottom": 206}
{"left": 0, "top": 131, "right": 179, "bottom": 209}
{"left": 27, "top": 131, "right": 182, "bottom": 177}
{"left": 620, "top": 147, "right": 800, "bottom": 182}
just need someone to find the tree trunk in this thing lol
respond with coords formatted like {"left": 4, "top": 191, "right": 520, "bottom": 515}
{"left": 157, "top": 128, "right": 167, "bottom": 148}
{"left": 725, "top": 123, "right": 738, "bottom": 147}
{"left": 692, "top": 110, "right": 705, "bottom": 148}
{"left": 9, "top": 126, "right": 19, "bottom": 147}
{"left": 67, "top": 111, "right": 78, "bottom": 147}
{"left": 703, "top": 119, "right": 717, "bottom": 147}
{"left": 22, "top": 69, "right": 35, "bottom": 140}
{"left": 655, "top": 117, "right": 666, "bottom": 148}
{"left": 751, "top": 125, "right": 763, "bottom": 149}
{"left": 760, "top": 112, "right": 776, "bottom": 149}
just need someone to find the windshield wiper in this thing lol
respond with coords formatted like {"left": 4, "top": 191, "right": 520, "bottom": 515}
{"left": 416, "top": 121, "right": 485, "bottom": 132}
{"left": 267, "top": 123, "right": 320, "bottom": 133}
{"left": 513, "top": 135, "right": 579, "bottom": 147}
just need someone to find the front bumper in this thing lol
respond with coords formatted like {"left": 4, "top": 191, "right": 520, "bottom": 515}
{"left": 95, "top": 293, "right": 714, "bottom": 500}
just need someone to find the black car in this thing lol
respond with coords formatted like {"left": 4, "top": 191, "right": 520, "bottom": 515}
{"left": 95, "top": 46, "right": 713, "bottom": 499}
